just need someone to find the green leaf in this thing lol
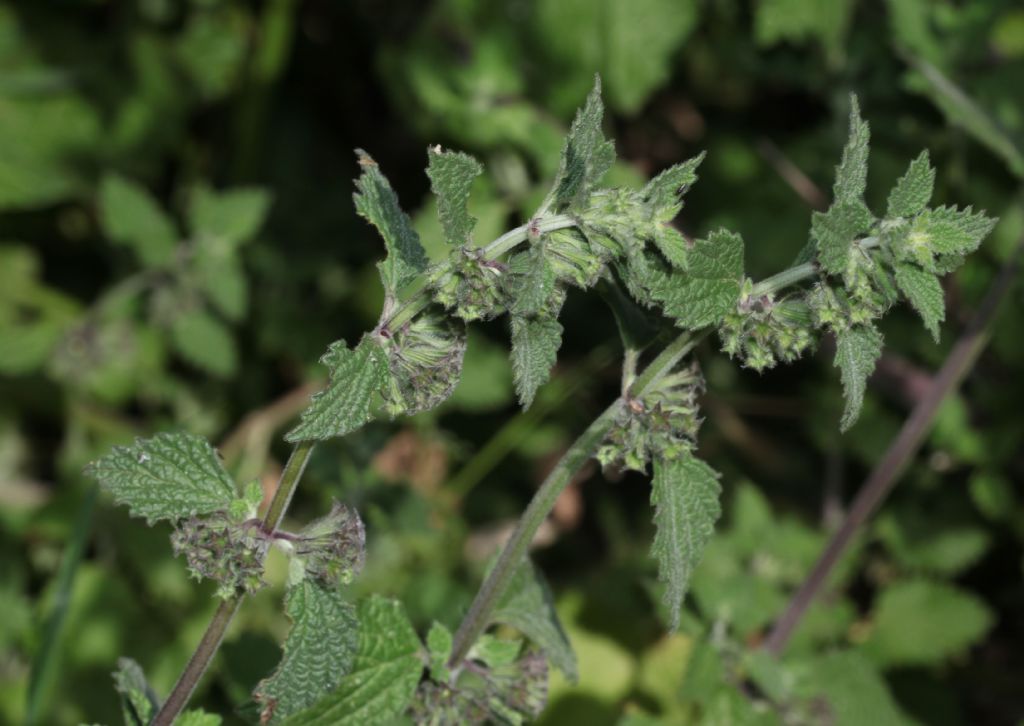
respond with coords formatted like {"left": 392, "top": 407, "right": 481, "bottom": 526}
{"left": 286, "top": 337, "right": 389, "bottom": 442}
{"left": 893, "top": 263, "right": 944, "bottom": 341}
{"left": 546, "top": 76, "right": 615, "bottom": 213}
{"left": 793, "top": 651, "right": 908, "bottom": 726}
{"left": 85, "top": 432, "right": 236, "bottom": 524}
{"left": 508, "top": 245, "right": 557, "bottom": 318}
{"left": 864, "top": 580, "right": 994, "bottom": 667}
{"left": 909, "top": 206, "right": 997, "bottom": 257}
{"left": 195, "top": 251, "right": 248, "bottom": 322}
{"left": 426, "top": 147, "right": 483, "bottom": 246}
{"left": 653, "top": 228, "right": 744, "bottom": 329}
{"left": 651, "top": 452, "right": 722, "bottom": 630}
{"left": 112, "top": 657, "right": 159, "bottom": 726}
{"left": 812, "top": 201, "right": 874, "bottom": 275}
{"left": 886, "top": 151, "right": 935, "bottom": 219}
{"left": 426, "top": 621, "right": 453, "bottom": 682}
{"left": 491, "top": 558, "right": 577, "bottom": 681}
{"left": 834, "top": 324, "right": 883, "bottom": 431}
{"left": 535, "top": 0, "right": 699, "bottom": 114}
{"left": 176, "top": 712, "right": 223, "bottom": 726}
{"left": 189, "top": 185, "right": 271, "bottom": 249}
{"left": 642, "top": 152, "right": 706, "bottom": 222}
{"left": 353, "top": 150, "right": 428, "bottom": 297}
{"left": 832, "top": 95, "right": 870, "bottom": 205}
{"left": 509, "top": 316, "right": 563, "bottom": 409}
{"left": 284, "top": 596, "right": 423, "bottom": 725}
{"left": 755, "top": 0, "right": 857, "bottom": 61}
{"left": 99, "top": 174, "right": 178, "bottom": 268}
{"left": 255, "top": 580, "right": 359, "bottom": 723}
{"left": 171, "top": 309, "right": 238, "bottom": 378}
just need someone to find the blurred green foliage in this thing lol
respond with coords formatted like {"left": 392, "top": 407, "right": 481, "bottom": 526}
{"left": 2, "top": 0, "right": 1023, "bottom": 724}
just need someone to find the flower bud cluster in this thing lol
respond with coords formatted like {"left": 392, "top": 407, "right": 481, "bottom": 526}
{"left": 379, "top": 312, "right": 466, "bottom": 417}
{"left": 719, "top": 288, "right": 815, "bottom": 372}
{"left": 289, "top": 502, "right": 366, "bottom": 586}
{"left": 432, "top": 247, "right": 507, "bottom": 322}
{"left": 171, "top": 512, "right": 268, "bottom": 599}
{"left": 598, "top": 364, "right": 703, "bottom": 473}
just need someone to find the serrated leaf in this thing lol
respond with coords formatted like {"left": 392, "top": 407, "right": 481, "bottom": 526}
{"left": 509, "top": 245, "right": 557, "bottom": 317}
{"left": 886, "top": 151, "right": 934, "bottom": 219}
{"left": 171, "top": 309, "right": 238, "bottom": 377}
{"left": 85, "top": 432, "right": 236, "bottom": 524}
{"left": 99, "top": 174, "right": 177, "bottom": 268}
{"left": 426, "top": 147, "right": 483, "bottom": 246}
{"left": 255, "top": 580, "right": 359, "bottom": 723}
{"left": 509, "top": 316, "right": 563, "bottom": 409}
{"left": 653, "top": 228, "right": 744, "bottom": 329}
{"left": 286, "top": 337, "right": 389, "bottom": 442}
{"left": 812, "top": 201, "right": 874, "bottom": 275}
{"left": 491, "top": 558, "right": 577, "bottom": 682}
{"left": 651, "top": 452, "right": 722, "bottom": 630}
{"left": 834, "top": 324, "right": 883, "bottom": 431}
{"left": 864, "top": 580, "right": 994, "bottom": 667}
{"left": 353, "top": 150, "right": 428, "bottom": 297}
{"left": 284, "top": 596, "right": 423, "bottom": 726}
{"left": 546, "top": 76, "right": 615, "bottom": 213}
{"left": 642, "top": 152, "right": 706, "bottom": 222}
{"left": 833, "top": 95, "right": 870, "bottom": 205}
{"left": 893, "top": 263, "right": 944, "bottom": 341}
{"left": 650, "top": 224, "right": 690, "bottom": 269}
{"left": 909, "top": 205, "right": 997, "bottom": 257}
{"left": 112, "top": 657, "right": 159, "bottom": 726}
{"left": 189, "top": 185, "right": 271, "bottom": 249}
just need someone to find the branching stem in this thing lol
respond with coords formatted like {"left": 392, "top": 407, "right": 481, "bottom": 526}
{"left": 153, "top": 212, "right": 875, "bottom": 721}
{"left": 151, "top": 442, "right": 315, "bottom": 726}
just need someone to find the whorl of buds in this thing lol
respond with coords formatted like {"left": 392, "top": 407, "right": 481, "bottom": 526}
{"left": 720, "top": 286, "right": 816, "bottom": 372}
{"left": 171, "top": 512, "right": 269, "bottom": 599}
{"left": 289, "top": 502, "right": 366, "bottom": 587}
{"left": 432, "top": 247, "right": 508, "bottom": 322}
{"left": 598, "top": 362, "right": 704, "bottom": 473}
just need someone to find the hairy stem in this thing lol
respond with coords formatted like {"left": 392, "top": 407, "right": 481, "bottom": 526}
{"left": 763, "top": 239, "right": 1022, "bottom": 655}
{"left": 448, "top": 331, "right": 708, "bottom": 666}
{"left": 152, "top": 442, "right": 315, "bottom": 725}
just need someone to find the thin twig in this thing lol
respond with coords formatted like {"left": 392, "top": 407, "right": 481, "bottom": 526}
{"left": 763, "top": 239, "right": 1023, "bottom": 655}
{"left": 757, "top": 138, "right": 828, "bottom": 211}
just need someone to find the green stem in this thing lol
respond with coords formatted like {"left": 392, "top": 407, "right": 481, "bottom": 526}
{"left": 750, "top": 236, "right": 878, "bottom": 298}
{"left": 447, "top": 399, "right": 623, "bottom": 666}
{"left": 151, "top": 442, "right": 315, "bottom": 726}
{"left": 383, "top": 214, "right": 577, "bottom": 331}
{"left": 448, "top": 330, "right": 708, "bottom": 666}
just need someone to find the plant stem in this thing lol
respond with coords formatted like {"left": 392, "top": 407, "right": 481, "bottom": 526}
{"left": 383, "top": 214, "right": 577, "bottom": 331}
{"left": 762, "top": 239, "right": 1023, "bottom": 655}
{"left": 750, "top": 236, "right": 878, "bottom": 298}
{"left": 447, "top": 399, "right": 622, "bottom": 666}
{"left": 448, "top": 331, "right": 708, "bottom": 666}
{"left": 152, "top": 441, "right": 315, "bottom": 726}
